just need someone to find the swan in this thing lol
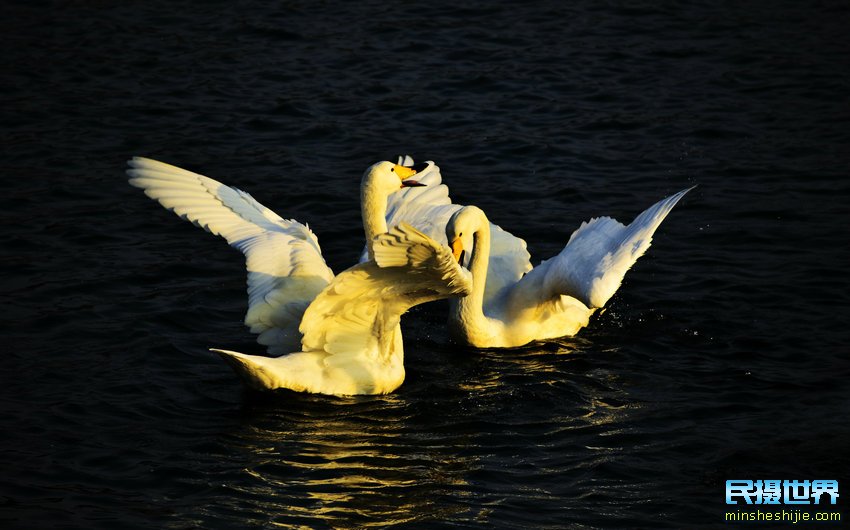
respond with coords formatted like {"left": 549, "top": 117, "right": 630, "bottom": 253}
{"left": 363, "top": 158, "right": 690, "bottom": 347}
{"left": 127, "top": 157, "right": 470, "bottom": 395}
{"left": 128, "top": 156, "right": 427, "bottom": 355}
{"left": 214, "top": 223, "right": 470, "bottom": 395}
{"left": 431, "top": 189, "right": 693, "bottom": 348}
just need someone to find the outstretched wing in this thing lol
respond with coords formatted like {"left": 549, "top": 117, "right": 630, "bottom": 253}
{"left": 509, "top": 188, "right": 693, "bottom": 310}
{"left": 127, "top": 157, "right": 334, "bottom": 354}
{"left": 301, "top": 223, "right": 472, "bottom": 360}
{"left": 359, "top": 156, "right": 532, "bottom": 303}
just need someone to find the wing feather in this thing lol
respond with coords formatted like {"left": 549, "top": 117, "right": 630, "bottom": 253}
{"left": 301, "top": 223, "right": 472, "bottom": 360}
{"left": 127, "top": 157, "right": 334, "bottom": 354}
{"left": 360, "top": 157, "right": 532, "bottom": 304}
{"left": 509, "top": 188, "right": 693, "bottom": 310}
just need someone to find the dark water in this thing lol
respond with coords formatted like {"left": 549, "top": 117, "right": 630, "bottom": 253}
{"left": 3, "top": 1, "right": 849, "bottom": 528}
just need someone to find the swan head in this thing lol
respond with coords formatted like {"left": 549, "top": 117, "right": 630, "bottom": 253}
{"left": 446, "top": 206, "right": 485, "bottom": 267}
{"left": 361, "top": 160, "right": 428, "bottom": 197}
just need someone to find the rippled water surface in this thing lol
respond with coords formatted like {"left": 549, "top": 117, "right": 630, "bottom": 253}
{"left": 3, "top": 1, "right": 849, "bottom": 528}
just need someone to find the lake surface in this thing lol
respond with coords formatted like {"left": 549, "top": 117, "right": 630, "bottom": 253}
{"left": 2, "top": 1, "right": 849, "bottom": 528}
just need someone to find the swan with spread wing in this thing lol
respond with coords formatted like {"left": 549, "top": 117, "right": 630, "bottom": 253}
{"left": 128, "top": 157, "right": 470, "bottom": 395}
{"left": 366, "top": 158, "right": 692, "bottom": 348}
{"left": 442, "top": 191, "right": 692, "bottom": 348}
{"left": 215, "top": 224, "right": 470, "bottom": 395}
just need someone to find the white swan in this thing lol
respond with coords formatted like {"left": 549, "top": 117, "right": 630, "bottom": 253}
{"left": 432, "top": 189, "right": 693, "bottom": 348}
{"left": 128, "top": 156, "right": 426, "bottom": 355}
{"left": 214, "top": 224, "right": 470, "bottom": 395}
{"left": 128, "top": 157, "right": 470, "bottom": 395}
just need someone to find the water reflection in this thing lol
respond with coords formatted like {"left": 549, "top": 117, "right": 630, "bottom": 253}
{"left": 185, "top": 392, "right": 479, "bottom": 528}
{"left": 166, "top": 337, "right": 649, "bottom": 528}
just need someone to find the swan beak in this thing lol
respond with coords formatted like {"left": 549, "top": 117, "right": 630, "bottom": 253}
{"left": 394, "top": 162, "right": 429, "bottom": 188}
{"left": 450, "top": 237, "right": 464, "bottom": 263}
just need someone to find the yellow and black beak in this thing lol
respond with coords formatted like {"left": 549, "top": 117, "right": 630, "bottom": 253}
{"left": 393, "top": 162, "right": 429, "bottom": 188}
{"left": 450, "top": 237, "right": 464, "bottom": 263}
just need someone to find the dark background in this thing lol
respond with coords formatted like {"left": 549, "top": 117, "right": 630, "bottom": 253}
{"left": 2, "top": 1, "right": 849, "bottom": 528}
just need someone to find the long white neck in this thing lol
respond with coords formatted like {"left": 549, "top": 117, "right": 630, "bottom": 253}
{"left": 450, "top": 213, "right": 490, "bottom": 332}
{"left": 361, "top": 179, "right": 389, "bottom": 261}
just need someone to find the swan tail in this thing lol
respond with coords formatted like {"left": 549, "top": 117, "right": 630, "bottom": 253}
{"left": 212, "top": 348, "right": 285, "bottom": 391}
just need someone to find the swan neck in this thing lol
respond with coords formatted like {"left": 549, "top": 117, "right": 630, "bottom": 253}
{"left": 361, "top": 181, "right": 389, "bottom": 260}
{"left": 452, "top": 216, "right": 490, "bottom": 328}
{"left": 468, "top": 221, "right": 491, "bottom": 308}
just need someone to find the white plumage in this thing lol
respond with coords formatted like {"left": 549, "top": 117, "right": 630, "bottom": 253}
{"left": 537, "top": 189, "right": 692, "bottom": 310}
{"left": 214, "top": 224, "right": 470, "bottom": 396}
{"left": 365, "top": 157, "right": 692, "bottom": 348}
{"left": 129, "top": 157, "right": 468, "bottom": 395}
{"left": 429, "top": 189, "right": 694, "bottom": 348}
{"left": 360, "top": 158, "right": 532, "bottom": 306}
{"left": 128, "top": 157, "right": 333, "bottom": 354}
